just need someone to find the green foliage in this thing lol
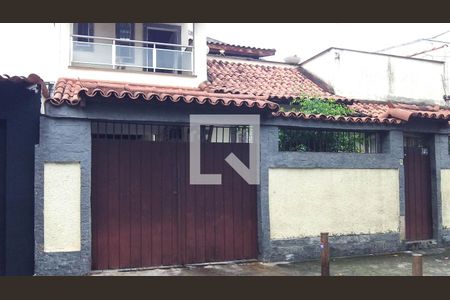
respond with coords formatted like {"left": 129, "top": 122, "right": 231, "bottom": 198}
{"left": 278, "top": 96, "right": 375, "bottom": 153}
{"left": 281, "top": 96, "right": 353, "bottom": 116}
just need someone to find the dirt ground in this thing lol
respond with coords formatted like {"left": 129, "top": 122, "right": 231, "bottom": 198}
{"left": 91, "top": 248, "right": 450, "bottom": 276}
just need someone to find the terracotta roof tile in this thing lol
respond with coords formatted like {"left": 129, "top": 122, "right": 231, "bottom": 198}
{"left": 0, "top": 74, "right": 49, "bottom": 97}
{"left": 273, "top": 100, "right": 450, "bottom": 125}
{"left": 272, "top": 111, "right": 402, "bottom": 125}
{"left": 48, "top": 78, "right": 279, "bottom": 111}
{"left": 347, "top": 101, "right": 391, "bottom": 117}
{"left": 348, "top": 101, "right": 450, "bottom": 122}
{"left": 206, "top": 59, "right": 334, "bottom": 99}
{"left": 47, "top": 76, "right": 450, "bottom": 126}
{"left": 207, "top": 39, "right": 276, "bottom": 58}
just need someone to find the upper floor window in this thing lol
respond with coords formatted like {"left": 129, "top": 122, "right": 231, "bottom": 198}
{"left": 74, "top": 23, "right": 94, "bottom": 42}
{"left": 115, "top": 23, "right": 135, "bottom": 64}
{"left": 116, "top": 23, "right": 134, "bottom": 40}
{"left": 279, "top": 127, "right": 384, "bottom": 153}
{"left": 144, "top": 24, "right": 182, "bottom": 73}
{"left": 144, "top": 24, "right": 181, "bottom": 46}
{"left": 73, "top": 23, "right": 94, "bottom": 52}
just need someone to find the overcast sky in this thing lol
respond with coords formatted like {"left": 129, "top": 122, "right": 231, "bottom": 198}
{"left": 203, "top": 23, "right": 450, "bottom": 62}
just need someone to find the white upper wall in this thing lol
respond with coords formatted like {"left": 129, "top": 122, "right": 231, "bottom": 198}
{"left": 301, "top": 48, "right": 447, "bottom": 105}
{"left": 0, "top": 23, "right": 207, "bottom": 88}
{"left": 379, "top": 38, "right": 450, "bottom": 98}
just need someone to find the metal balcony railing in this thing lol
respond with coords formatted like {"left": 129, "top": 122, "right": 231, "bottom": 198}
{"left": 70, "top": 34, "right": 194, "bottom": 73}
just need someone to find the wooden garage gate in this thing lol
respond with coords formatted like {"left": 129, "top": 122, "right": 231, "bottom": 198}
{"left": 91, "top": 122, "right": 258, "bottom": 270}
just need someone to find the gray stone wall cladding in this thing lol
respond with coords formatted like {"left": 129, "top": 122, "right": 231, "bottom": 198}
{"left": 270, "top": 233, "right": 401, "bottom": 262}
{"left": 442, "top": 229, "right": 450, "bottom": 245}
{"left": 35, "top": 100, "right": 450, "bottom": 274}
{"left": 34, "top": 116, "right": 91, "bottom": 275}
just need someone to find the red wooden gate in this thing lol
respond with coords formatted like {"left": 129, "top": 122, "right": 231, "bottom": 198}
{"left": 91, "top": 123, "right": 258, "bottom": 270}
{"left": 403, "top": 135, "right": 433, "bottom": 241}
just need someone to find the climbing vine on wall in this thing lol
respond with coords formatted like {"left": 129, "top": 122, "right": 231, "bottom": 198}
{"left": 281, "top": 96, "right": 353, "bottom": 116}
{"left": 277, "top": 96, "right": 371, "bottom": 153}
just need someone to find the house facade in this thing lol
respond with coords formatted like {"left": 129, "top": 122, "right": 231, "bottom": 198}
{"left": 1, "top": 23, "right": 450, "bottom": 275}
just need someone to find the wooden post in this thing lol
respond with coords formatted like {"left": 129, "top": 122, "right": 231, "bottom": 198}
{"left": 320, "top": 232, "right": 330, "bottom": 276}
{"left": 412, "top": 253, "right": 423, "bottom": 276}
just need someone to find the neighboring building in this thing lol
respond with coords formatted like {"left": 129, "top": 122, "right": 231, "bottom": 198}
{"left": 0, "top": 75, "right": 45, "bottom": 275}
{"left": 2, "top": 23, "right": 450, "bottom": 276}
{"left": 207, "top": 37, "right": 276, "bottom": 60}
{"left": 377, "top": 30, "right": 450, "bottom": 101}
{"left": 301, "top": 47, "right": 447, "bottom": 105}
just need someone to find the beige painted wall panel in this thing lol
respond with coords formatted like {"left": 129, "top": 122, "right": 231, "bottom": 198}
{"left": 440, "top": 169, "right": 450, "bottom": 229}
{"left": 44, "top": 162, "right": 81, "bottom": 252}
{"left": 268, "top": 168, "right": 400, "bottom": 239}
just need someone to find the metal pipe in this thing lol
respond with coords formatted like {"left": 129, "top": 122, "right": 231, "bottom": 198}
{"left": 112, "top": 39, "right": 116, "bottom": 69}
{"left": 412, "top": 253, "right": 423, "bottom": 276}
{"left": 320, "top": 232, "right": 330, "bottom": 276}
{"left": 152, "top": 44, "right": 156, "bottom": 72}
{"left": 69, "top": 34, "right": 74, "bottom": 67}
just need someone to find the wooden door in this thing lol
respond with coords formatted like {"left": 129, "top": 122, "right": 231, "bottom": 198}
{"left": 91, "top": 123, "right": 258, "bottom": 270}
{"left": 404, "top": 135, "right": 433, "bottom": 241}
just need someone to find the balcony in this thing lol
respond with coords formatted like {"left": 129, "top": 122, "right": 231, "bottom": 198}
{"left": 70, "top": 34, "right": 194, "bottom": 74}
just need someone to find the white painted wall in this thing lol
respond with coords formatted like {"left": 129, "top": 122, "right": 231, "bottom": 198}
{"left": 379, "top": 37, "right": 450, "bottom": 98}
{"left": 301, "top": 48, "right": 447, "bottom": 105}
{"left": 0, "top": 23, "right": 207, "bottom": 88}
{"left": 268, "top": 168, "right": 400, "bottom": 239}
{"left": 44, "top": 162, "right": 81, "bottom": 252}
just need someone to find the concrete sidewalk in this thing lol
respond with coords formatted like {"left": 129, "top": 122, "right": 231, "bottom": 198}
{"left": 92, "top": 248, "right": 450, "bottom": 276}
